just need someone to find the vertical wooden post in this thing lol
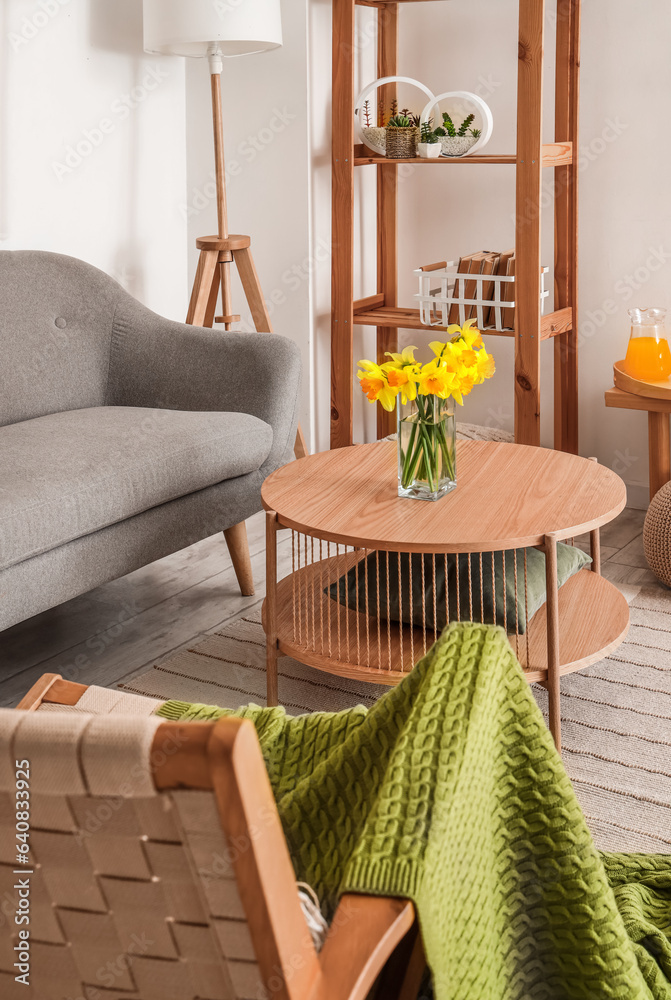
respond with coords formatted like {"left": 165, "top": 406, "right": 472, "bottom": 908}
{"left": 553, "top": 0, "right": 581, "bottom": 453}
{"left": 544, "top": 533, "right": 562, "bottom": 752}
{"left": 265, "top": 511, "right": 279, "bottom": 707}
{"left": 330, "top": 0, "right": 356, "bottom": 449}
{"left": 648, "top": 411, "right": 671, "bottom": 500}
{"left": 210, "top": 67, "right": 236, "bottom": 332}
{"left": 514, "top": 0, "right": 545, "bottom": 446}
{"left": 588, "top": 458, "right": 600, "bottom": 573}
{"left": 590, "top": 529, "right": 601, "bottom": 575}
{"left": 376, "top": 2, "right": 399, "bottom": 440}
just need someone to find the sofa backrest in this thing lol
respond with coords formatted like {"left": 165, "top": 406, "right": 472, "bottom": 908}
{"left": 0, "top": 251, "right": 125, "bottom": 427}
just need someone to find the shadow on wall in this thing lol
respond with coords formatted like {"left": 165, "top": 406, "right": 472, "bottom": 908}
{"left": 89, "top": 0, "right": 147, "bottom": 303}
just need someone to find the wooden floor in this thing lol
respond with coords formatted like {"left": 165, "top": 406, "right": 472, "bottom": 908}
{"left": 0, "top": 507, "right": 653, "bottom": 707}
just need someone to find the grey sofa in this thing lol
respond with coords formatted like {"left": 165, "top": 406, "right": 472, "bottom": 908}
{"left": 0, "top": 251, "right": 301, "bottom": 632}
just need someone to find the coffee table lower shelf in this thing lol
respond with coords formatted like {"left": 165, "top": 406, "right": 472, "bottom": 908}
{"left": 262, "top": 558, "right": 630, "bottom": 688}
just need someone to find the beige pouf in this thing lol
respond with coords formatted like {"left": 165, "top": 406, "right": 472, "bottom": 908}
{"left": 644, "top": 480, "right": 671, "bottom": 586}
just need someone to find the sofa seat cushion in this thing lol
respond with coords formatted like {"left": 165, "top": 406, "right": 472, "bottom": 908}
{"left": 0, "top": 407, "right": 273, "bottom": 570}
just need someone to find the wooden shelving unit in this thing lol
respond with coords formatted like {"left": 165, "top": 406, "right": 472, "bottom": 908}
{"left": 330, "top": 0, "right": 580, "bottom": 449}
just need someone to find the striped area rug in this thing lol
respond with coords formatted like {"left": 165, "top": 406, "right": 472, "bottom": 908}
{"left": 122, "top": 586, "right": 671, "bottom": 854}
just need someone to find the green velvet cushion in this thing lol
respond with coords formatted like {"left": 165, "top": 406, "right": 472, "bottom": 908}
{"left": 328, "top": 544, "right": 591, "bottom": 635}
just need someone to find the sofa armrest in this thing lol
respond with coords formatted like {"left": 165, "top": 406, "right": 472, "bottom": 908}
{"left": 106, "top": 297, "right": 302, "bottom": 474}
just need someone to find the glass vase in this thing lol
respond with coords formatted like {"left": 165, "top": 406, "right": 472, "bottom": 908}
{"left": 397, "top": 396, "right": 456, "bottom": 501}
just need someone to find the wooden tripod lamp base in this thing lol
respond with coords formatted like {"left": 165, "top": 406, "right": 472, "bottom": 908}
{"left": 187, "top": 234, "right": 263, "bottom": 329}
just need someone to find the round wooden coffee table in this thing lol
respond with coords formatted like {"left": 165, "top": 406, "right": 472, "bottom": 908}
{"left": 261, "top": 440, "right": 629, "bottom": 749}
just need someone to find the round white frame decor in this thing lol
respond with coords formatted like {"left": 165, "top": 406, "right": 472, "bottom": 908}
{"left": 420, "top": 91, "right": 494, "bottom": 157}
{"left": 354, "top": 76, "right": 436, "bottom": 157}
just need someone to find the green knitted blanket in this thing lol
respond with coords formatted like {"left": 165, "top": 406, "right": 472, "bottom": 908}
{"left": 157, "top": 623, "right": 671, "bottom": 999}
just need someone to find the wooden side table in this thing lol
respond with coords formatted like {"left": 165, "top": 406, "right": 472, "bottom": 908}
{"left": 605, "top": 387, "right": 671, "bottom": 500}
{"left": 262, "top": 441, "right": 629, "bottom": 751}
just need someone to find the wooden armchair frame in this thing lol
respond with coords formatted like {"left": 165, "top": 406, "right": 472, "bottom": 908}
{"left": 15, "top": 674, "right": 425, "bottom": 1000}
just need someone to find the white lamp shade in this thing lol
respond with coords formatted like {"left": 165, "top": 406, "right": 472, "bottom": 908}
{"left": 143, "top": 0, "right": 282, "bottom": 58}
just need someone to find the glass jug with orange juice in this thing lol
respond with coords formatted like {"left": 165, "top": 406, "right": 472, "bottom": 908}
{"left": 624, "top": 308, "right": 671, "bottom": 381}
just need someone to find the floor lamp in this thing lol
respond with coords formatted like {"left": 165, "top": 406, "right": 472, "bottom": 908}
{"left": 143, "top": 0, "right": 307, "bottom": 461}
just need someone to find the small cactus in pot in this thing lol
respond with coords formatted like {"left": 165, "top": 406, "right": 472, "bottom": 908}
{"left": 385, "top": 112, "right": 420, "bottom": 159}
{"left": 434, "top": 111, "right": 481, "bottom": 157}
{"left": 417, "top": 119, "right": 442, "bottom": 158}
{"left": 361, "top": 99, "right": 387, "bottom": 153}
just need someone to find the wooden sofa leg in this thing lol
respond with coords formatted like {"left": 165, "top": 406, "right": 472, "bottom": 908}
{"left": 223, "top": 521, "right": 255, "bottom": 596}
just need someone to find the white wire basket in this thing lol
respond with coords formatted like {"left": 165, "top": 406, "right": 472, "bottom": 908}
{"left": 414, "top": 259, "right": 550, "bottom": 332}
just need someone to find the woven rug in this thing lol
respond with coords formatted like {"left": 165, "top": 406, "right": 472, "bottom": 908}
{"left": 122, "top": 585, "right": 671, "bottom": 855}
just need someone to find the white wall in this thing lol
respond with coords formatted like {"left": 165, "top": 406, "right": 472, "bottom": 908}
{"left": 309, "top": 0, "right": 671, "bottom": 504}
{"left": 4, "top": 0, "right": 668, "bottom": 504}
{"left": 0, "top": 0, "right": 188, "bottom": 319}
{"left": 183, "top": 0, "right": 316, "bottom": 448}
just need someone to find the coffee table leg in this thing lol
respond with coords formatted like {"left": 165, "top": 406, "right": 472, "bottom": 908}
{"left": 266, "top": 511, "right": 279, "bottom": 707}
{"left": 587, "top": 459, "right": 601, "bottom": 575}
{"left": 590, "top": 528, "right": 601, "bottom": 575}
{"left": 544, "top": 533, "right": 561, "bottom": 752}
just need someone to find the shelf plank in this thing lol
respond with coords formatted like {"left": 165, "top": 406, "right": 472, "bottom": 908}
{"left": 541, "top": 306, "right": 572, "bottom": 339}
{"left": 266, "top": 559, "right": 629, "bottom": 687}
{"left": 356, "top": 0, "right": 472, "bottom": 4}
{"left": 352, "top": 304, "right": 572, "bottom": 340}
{"left": 355, "top": 153, "right": 516, "bottom": 166}
{"left": 605, "top": 387, "right": 671, "bottom": 414}
{"left": 353, "top": 304, "right": 514, "bottom": 336}
{"left": 354, "top": 143, "right": 572, "bottom": 168}
{"left": 543, "top": 141, "right": 573, "bottom": 167}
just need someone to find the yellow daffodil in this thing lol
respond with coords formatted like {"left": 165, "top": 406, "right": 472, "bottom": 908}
{"left": 384, "top": 346, "right": 417, "bottom": 368}
{"left": 385, "top": 365, "right": 418, "bottom": 403}
{"left": 357, "top": 361, "right": 398, "bottom": 411}
{"left": 416, "top": 362, "right": 459, "bottom": 400}
{"left": 460, "top": 348, "right": 478, "bottom": 369}
{"left": 358, "top": 320, "right": 494, "bottom": 412}
{"left": 475, "top": 350, "right": 496, "bottom": 382}
{"left": 381, "top": 346, "right": 420, "bottom": 403}
{"left": 439, "top": 319, "right": 485, "bottom": 352}
{"left": 460, "top": 329, "right": 484, "bottom": 350}
{"left": 459, "top": 373, "right": 476, "bottom": 397}
{"left": 438, "top": 351, "right": 463, "bottom": 376}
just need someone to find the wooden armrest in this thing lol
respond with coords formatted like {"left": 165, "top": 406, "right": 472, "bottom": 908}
{"left": 16, "top": 674, "right": 88, "bottom": 711}
{"left": 312, "top": 894, "right": 416, "bottom": 1000}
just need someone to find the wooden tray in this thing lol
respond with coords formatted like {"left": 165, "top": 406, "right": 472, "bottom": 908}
{"left": 613, "top": 359, "right": 671, "bottom": 400}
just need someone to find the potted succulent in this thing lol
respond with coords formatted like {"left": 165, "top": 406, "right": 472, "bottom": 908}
{"left": 361, "top": 99, "right": 387, "bottom": 154}
{"left": 417, "top": 119, "right": 442, "bottom": 158}
{"left": 434, "top": 111, "right": 482, "bottom": 157}
{"left": 385, "top": 108, "right": 420, "bottom": 159}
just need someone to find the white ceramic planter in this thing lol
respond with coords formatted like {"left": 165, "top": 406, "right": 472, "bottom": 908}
{"left": 354, "top": 77, "right": 436, "bottom": 156}
{"left": 420, "top": 91, "right": 494, "bottom": 158}
{"left": 439, "top": 135, "right": 479, "bottom": 157}
{"left": 417, "top": 142, "right": 441, "bottom": 158}
{"left": 362, "top": 127, "right": 387, "bottom": 152}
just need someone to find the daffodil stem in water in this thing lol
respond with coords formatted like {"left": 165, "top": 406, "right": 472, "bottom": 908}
{"left": 400, "top": 396, "right": 455, "bottom": 491}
